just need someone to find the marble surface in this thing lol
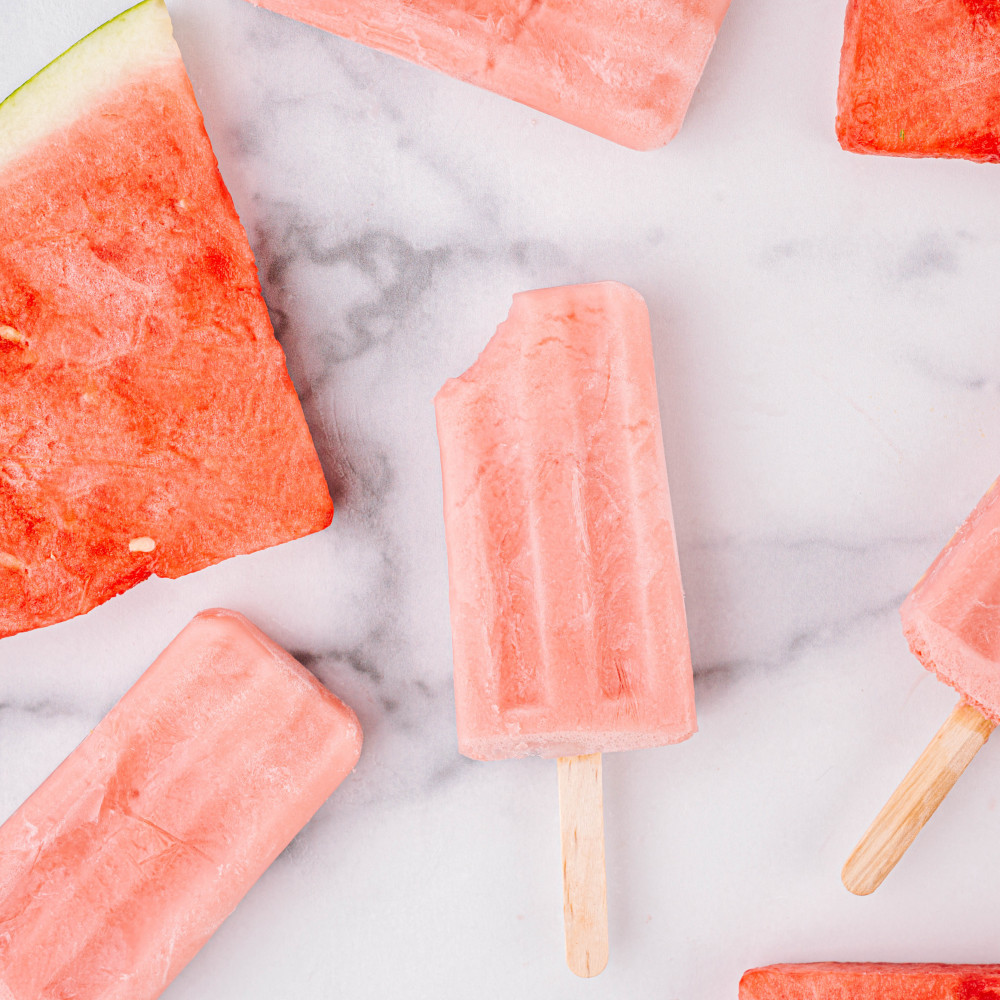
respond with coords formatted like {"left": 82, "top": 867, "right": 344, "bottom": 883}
{"left": 3, "top": 0, "right": 1000, "bottom": 997}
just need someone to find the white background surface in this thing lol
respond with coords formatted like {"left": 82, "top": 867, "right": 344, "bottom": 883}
{"left": 2, "top": 0, "right": 1000, "bottom": 997}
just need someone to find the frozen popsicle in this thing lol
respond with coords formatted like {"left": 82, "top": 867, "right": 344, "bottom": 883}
{"left": 243, "top": 0, "right": 732, "bottom": 150}
{"left": 435, "top": 282, "right": 695, "bottom": 976}
{"left": 741, "top": 963, "right": 1000, "bottom": 999}
{"left": 843, "top": 478, "right": 1000, "bottom": 895}
{"left": 0, "top": 609, "right": 362, "bottom": 998}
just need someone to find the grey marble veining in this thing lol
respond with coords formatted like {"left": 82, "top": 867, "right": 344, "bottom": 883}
{"left": 3, "top": 0, "right": 1000, "bottom": 997}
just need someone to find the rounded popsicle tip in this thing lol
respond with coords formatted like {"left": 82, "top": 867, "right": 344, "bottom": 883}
{"left": 567, "top": 942, "right": 609, "bottom": 978}
{"left": 840, "top": 704, "right": 995, "bottom": 899}
{"left": 841, "top": 855, "right": 881, "bottom": 896}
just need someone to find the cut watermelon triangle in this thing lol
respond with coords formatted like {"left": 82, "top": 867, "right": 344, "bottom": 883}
{"left": 837, "top": 0, "right": 1000, "bottom": 161}
{"left": 741, "top": 963, "right": 1000, "bottom": 1000}
{"left": 0, "top": 0, "right": 334, "bottom": 639}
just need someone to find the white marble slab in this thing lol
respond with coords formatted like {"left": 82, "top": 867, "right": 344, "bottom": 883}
{"left": 3, "top": 0, "right": 1000, "bottom": 996}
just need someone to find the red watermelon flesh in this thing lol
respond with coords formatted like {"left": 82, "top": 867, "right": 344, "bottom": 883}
{"left": 837, "top": 0, "right": 1000, "bottom": 161}
{"left": 0, "top": 0, "right": 333, "bottom": 639}
{"left": 741, "top": 963, "right": 1000, "bottom": 1000}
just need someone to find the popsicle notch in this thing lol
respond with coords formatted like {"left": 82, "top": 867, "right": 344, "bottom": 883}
{"left": 558, "top": 754, "right": 609, "bottom": 978}
{"left": 842, "top": 702, "right": 995, "bottom": 895}
{"left": 844, "top": 476, "right": 1000, "bottom": 893}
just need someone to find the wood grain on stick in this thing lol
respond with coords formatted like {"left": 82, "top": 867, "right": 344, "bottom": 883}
{"left": 842, "top": 702, "right": 996, "bottom": 896}
{"left": 558, "top": 753, "right": 608, "bottom": 978}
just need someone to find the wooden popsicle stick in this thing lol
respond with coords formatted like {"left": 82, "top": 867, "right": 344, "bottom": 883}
{"left": 842, "top": 702, "right": 996, "bottom": 896}
{"left": 557, "top": 752, "right": 609, "bottom": 978}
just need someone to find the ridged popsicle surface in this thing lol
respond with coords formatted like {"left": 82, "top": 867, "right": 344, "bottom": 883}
{"left": 436, "top": 282, "right": 695, "bottom": 760}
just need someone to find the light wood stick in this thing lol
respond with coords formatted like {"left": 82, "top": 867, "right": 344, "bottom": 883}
{"left": 558, "top": 752, "right": 608, "bottom": 978}
{"left": 842, "top": 702, "right": 996, "bottom": 896}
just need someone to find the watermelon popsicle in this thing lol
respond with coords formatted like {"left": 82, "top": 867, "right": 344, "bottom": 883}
{"left": 842, "top": 479, "right": 1000, "bottom": 895}
{"left": 741, "top": 963, "right": 1000, "bottom": 999}
{"left": 0, "top": 0, "right": 334, "bottom": 639}
{"left": 435, "top": 282, "right": 696, "bottom": 976}
{"left": 242, "top": 0, "right": 732, "bottom": 150}
{"left": 0, "top": 609, "right": 362, "bottom": 997}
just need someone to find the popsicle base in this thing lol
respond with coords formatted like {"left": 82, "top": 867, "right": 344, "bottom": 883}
{"left": 462, "top": 725, "right": 695, "bottom": 762}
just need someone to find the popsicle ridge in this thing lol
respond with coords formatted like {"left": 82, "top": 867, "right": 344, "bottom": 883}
{"left": 436, "top": 282, "right": 696, "bottom": 759}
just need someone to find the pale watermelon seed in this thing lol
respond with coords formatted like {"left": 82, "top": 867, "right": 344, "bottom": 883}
{"left": 0, "top": 326, "right": 27, "bottom": 346}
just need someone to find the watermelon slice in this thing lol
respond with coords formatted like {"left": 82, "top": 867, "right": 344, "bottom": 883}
{"left": 837, "top": 0, "right": 1000, "bottom": 161}
{"left": 243, "top": 0, "right": 732, "bottom": 151}
{"left": 741, "top": 963, "right": 1000, "bottom": 1000}
{"left": 0, "top": 0, "right": 334, "bottom": 639}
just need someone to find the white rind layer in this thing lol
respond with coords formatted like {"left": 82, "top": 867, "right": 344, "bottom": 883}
{"left": 0, "top": 0, "right": 178, "bottom": 172}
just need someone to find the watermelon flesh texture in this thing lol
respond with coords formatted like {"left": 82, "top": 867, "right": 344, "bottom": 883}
{"left": 0, "top": 609, "right": 363, "bottom": 998}
{"left": 837, "top": 0, "right": 1000, "bottom": 161}
{"left": 741, "top": 964, "right": 1000, "bottom": 999}
{"left": 0, "top": 1, "right": 333, "bottom": 638}
{"left": 244, "top": 0, "right": 732, "bottom": 151}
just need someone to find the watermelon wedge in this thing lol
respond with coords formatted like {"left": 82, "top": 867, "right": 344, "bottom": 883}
{"left": 0, "top": 0, "right": 334, "bottom": 639}
{"left": 243, "top": 0, "right": 732, "bottom": 151}
{"left": 741, "top": 963, "right": 1000, "bottom": 1000}
{"left": 837, "top": 0, "right": 1000, "bottom": 161}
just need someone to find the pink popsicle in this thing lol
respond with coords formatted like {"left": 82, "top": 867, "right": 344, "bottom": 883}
{"left": 434, "top": 282, "right": 694, "bottom": 975}
{"left": 243, "top": 0, "right": 732, "bottom": 150}
{"left": 436, "top": 282, "right": 695, "bottom": 761}
{"left": 902, "top": 478, "right": 1000, "bottom": 720}
{"left": 0, "top": 609, "right": 362, "bottom": 998}
{"left": 843, "top": 479, "right": 1000, "bottom": 895}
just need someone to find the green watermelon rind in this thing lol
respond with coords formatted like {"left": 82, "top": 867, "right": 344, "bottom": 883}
{"left": 0, "top": 0, "right": 178, "bottom": 171}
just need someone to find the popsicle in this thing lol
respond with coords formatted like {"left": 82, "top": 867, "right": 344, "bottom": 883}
{"left": 0, "top": 609, "right": 362, "bottom": 998}
{"left": 243, "top": 0, "right": 732, "bottom": 150}
{"left": 741, "top": 963, "right": 1000, "bottom": 999}
{"left": 435, "top": 282, "right": 696, "bottom": 976}
{"left": 843, "top": 478, "right": 1000, "bottom": 895}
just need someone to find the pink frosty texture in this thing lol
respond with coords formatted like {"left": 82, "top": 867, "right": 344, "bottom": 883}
{"left": 902, "top": 478, "right": 1000, "bottom": 722}
{"left": 0, "top": 609, "right": 362, "bottom": 998}
{"left": 435, "top": 282, "right": 696, "bottom": 760}
{"left": 245, "top": 0, "right": 731, "bottom": 150}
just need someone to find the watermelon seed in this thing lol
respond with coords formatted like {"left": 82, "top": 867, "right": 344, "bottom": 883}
{"left": 0, "top": 553, "right": 26, "bottom": 573}
{"left": 128, "top": 537, "right": 157, "bottom": 553}
{"left": 0, "top": 325, "right": 27, "bottom": 347}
